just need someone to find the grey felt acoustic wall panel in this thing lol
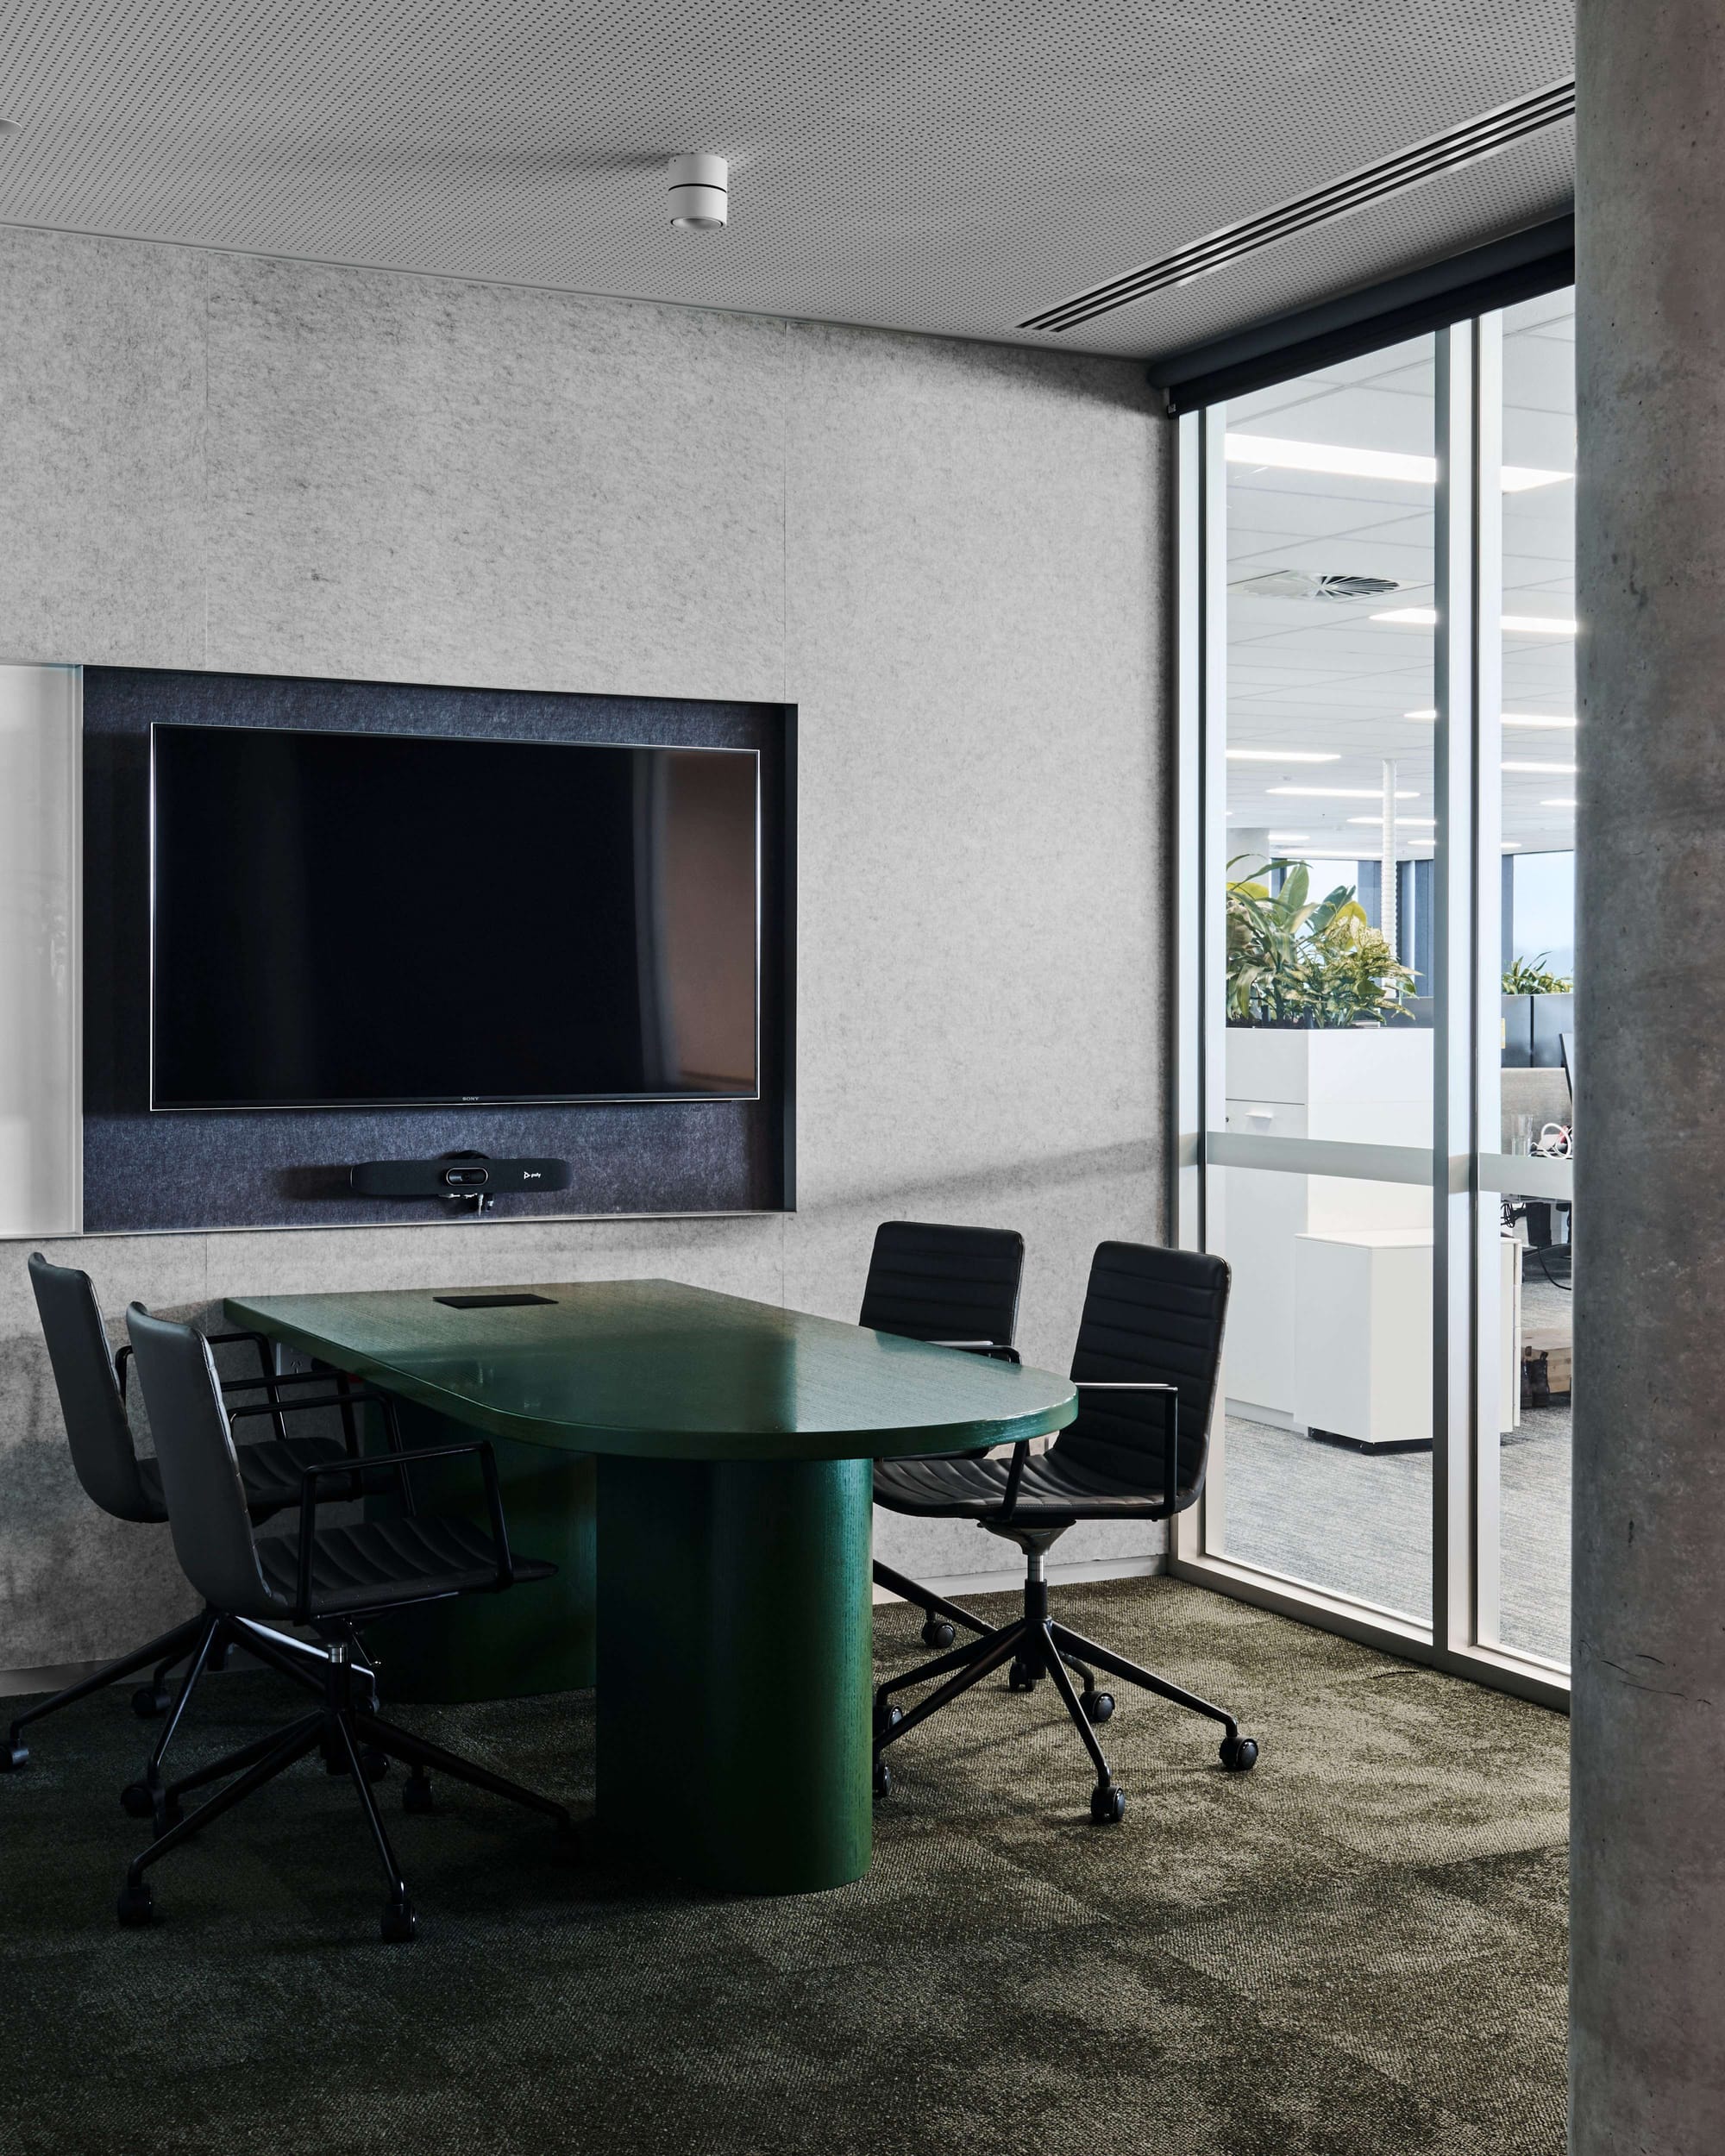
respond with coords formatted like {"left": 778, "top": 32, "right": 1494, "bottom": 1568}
{"left": 81, "top": 665, "right": 794, "bottom": 1233}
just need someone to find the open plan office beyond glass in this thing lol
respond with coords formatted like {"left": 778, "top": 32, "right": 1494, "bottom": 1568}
{"left": 1175, "top": 291, "right": 1576, "bottom": 1708}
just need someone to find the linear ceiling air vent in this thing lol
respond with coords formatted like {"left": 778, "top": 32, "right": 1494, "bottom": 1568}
{"left": 1019, "top": 78, "right": 1575, "bottom": 335}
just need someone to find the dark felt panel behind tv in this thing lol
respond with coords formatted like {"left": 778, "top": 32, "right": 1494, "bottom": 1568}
{"left": 82, "top": 666, "right": 794, "bottom": 1233}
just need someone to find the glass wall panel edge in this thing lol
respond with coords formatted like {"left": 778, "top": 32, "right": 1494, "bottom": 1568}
{"left": 1471, "top": 313, "right": 1507, "bottom": 1651}
{"left": 1432, "top": 327, "right": 1477, "bottom": 1661}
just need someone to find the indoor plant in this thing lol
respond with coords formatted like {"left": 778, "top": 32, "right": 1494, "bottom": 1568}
{"left": 1226, "top": 856, "right": 1416, "bottom": 1027}
{"left": 1502, "top": 953, "right": 1572, "bottom": 994}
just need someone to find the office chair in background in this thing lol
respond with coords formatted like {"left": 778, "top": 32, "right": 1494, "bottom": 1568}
{"left": 860, "top": 1220, "right": 1025, "bottom": 1651}
{"left": 872, "top": 1240, "right": 1256, "bottom": 1824}
{"left": 120, "top": 1304, "right": 572, "bottom": 1943}
{"left": 6, "top": 1253, "right": 401, "bottom": 1823}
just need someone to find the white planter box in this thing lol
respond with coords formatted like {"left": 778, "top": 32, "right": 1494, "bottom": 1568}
{"left": 1225, "top": 1025, "right": 1432, "bottom": 1143}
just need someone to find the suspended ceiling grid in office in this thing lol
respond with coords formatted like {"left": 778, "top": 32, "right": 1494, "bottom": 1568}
{"left": 0, "top": 1, "right": 1573, "bottom": 359}
{"left": 1225, "top": 291, "right": 1576, "bottom": 861}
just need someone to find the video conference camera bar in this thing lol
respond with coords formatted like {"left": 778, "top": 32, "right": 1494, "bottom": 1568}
{"left": 349, "top": 1152, "right": 573, "bottom": 1215}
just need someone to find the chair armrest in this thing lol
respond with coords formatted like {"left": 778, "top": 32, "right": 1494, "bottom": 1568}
{"left": 1071, "top": 1380, "right": 1177, "bottom": 1390}
{"left": 927, "top": 1340, "right": 1022, "bottom": 1364}
{"left": 229, "top": 1387, "right": 393, "bottom": 1420}
{"left": 208, "top": 1328, "right": 359, "bottom": 1446}
{"left": 204, "top": 1328, "right": 281, "bottom": 1392}
{"left": 1072, "top": 1383, "right": 1180, "bottom": 1513}
{"left": 293, "top": 1440, "right": 512, "bottom": 1616}
{"left": 113, "top": 1342, "right": 133, "bottom": 1402}
{"left": 221, "top": 1366, "right": 354, "bottom": 1393}
{"left": 229, "top": 1386, "right": 418, "bottom": 1516}
{"left": 997, "top": 1441, "right": 1031, "bottom": 1520}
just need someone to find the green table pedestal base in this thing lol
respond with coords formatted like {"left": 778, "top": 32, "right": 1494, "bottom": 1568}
{"left": 596, "top": 1452, "right": 873, "bottom": 1896}
{"left": 362, "top": 1399, "right": 595, "bottom": 1705}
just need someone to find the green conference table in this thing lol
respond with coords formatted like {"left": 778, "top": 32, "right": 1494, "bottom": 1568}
{"left": 225, "top": 1279, "right": 1076, "bottom": 1895}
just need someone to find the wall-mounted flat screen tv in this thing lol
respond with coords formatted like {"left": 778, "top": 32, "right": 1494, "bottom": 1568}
{"left": 150, "top": 724, "right": 760, "bottom": 1111}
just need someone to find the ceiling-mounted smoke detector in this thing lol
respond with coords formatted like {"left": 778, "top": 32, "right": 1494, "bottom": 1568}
{"left": 668, "top": 154, "right": 728, "bottom": 229}
{"left": 1231, "top": 571, "right": 1402, "bottom": 601}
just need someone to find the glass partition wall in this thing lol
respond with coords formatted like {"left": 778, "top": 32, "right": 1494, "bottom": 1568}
{"left": 1175, "top": 297, "right": 1575, "bottom": 1706}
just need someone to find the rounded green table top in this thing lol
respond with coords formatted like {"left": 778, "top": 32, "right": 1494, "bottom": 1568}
{"left": 224, "top": 1279, "right": 1076, "bottom": 1463}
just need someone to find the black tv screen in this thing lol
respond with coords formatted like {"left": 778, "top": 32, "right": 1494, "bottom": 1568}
{"left": 150, "top": 724, "right": 760, "bottom": 1111}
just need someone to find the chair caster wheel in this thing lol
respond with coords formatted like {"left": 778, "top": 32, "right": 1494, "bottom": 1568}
{"left": 126, "top": 1782, "right": 182, "bottom": 1831}
{"left": 873, "top": 1702, "right": 902, "bottom": 1741}
{"left": 1008, "top": 1659, "right": 1038, "bottom": 1693}
{"left": 872, "top": 1759, "right": 892, "bottom": 1800}
{"left": 380, "top": 1897, "right": 417, "bottom": 1944}
{"left": 1089, "top": 1780, "right": 1126, "bottom": 1826}
{"left": 116, "top": 1882, "right": 154, "bottom": 1927}
{"left": 1082, "top": 1692, "right": 1115, "bottom": 1726}
{"left": 132, "top": 1685, "right": 172, "bottom": 1720}
{"left": 1, "top": 1740, "right": 28, "bottom": 1772}
{"left": 403, "top": 1774, "right": 434, "bottom": 1815}
{"left": 920, "top": 1618, "right": 956, "bottom": 1651}
{"left": 1220, "top": 1735, "right": 1259, "bottom": 1773}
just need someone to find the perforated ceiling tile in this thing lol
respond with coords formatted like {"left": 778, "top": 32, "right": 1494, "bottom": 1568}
{"left": 0, "top": 1, "right": 1575, "bottom": 356}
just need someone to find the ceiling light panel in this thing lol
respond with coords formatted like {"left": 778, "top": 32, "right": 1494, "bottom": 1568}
{"left": 1225, "top": 749, "right": 1339, "bottom": 762}
{"left": 1371, "top": 608, "right": 1578, "bottom": 633}
{"left": 1404, "top": 709, "right": 1577, "bottom": 726}
{"left": 0, "top": 0, "right": 1576, "bottom": 356}
{"left": 1225, "top": 435, "right": 1569, "bottom": 490}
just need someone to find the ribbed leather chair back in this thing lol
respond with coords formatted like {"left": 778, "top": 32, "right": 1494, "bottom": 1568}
{"left": 1057, "top": 1242, "right": 1230, "bottom": 1505}
{"left": 28, "top": 1252, "right": 159, "bottom": 1523}
{"left": 859, "top": 1221, "right": 1025, "bottom": 1348}
{"left": 124, "top": 1304, "right": 282, "bottom": 1618}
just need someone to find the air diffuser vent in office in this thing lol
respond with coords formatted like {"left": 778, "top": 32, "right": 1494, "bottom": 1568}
{"left": 1019, "top": 79, "right": 1575, "bottom": 335}
{"left": 1232, "top": 572, "right": 1402, "bottom": 602}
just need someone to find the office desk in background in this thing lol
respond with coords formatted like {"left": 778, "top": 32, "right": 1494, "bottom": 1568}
{"left": 226, "top": 1280, "right": 1076, "bottom": 1894}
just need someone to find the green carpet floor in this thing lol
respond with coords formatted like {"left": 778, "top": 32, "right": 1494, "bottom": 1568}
{"left": 0, "top": 1578, "right": 1568, "bottom": 2156}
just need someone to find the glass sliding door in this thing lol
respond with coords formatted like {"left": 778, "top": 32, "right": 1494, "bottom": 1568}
{"left": 1206, "top": 335, "right": 1439, "bottom": 1633}
{"left": 1176, "top": 296, "right": 1575, "bottom": 1708}
{"left": 1478, "top": 290, "right": 1577, "bottom": 1671}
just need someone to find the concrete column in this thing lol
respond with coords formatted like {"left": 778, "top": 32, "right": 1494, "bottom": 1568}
{"left": 1573, "top": 6, "right": 1725, "bottom": 2148}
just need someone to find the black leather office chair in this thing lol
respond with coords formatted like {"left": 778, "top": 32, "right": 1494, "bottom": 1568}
{"left": 6, "top": 1253, "right": 396, "bottom": 1821}
{"left": 861, "top": 1221, "right": 1025, "bottom": 1652}
{"left": 871, "top": 1240, "right": 1256, "bottom": 1823}
{"left": 119, "top": 1304, "right": 571, "bottom": 1942}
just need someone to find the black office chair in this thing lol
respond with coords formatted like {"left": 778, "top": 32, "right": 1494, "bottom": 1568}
{"left": 861, "top": 1221, "right": 1025, "bottom": 1652}
{"left": 6, "top": 1253, "right": 396, "bottom": 1822}
{"left": 871, "top": 1240, "right": 1256, "bottom": 1824}
{"left": 119, "top": 1303, "right": 571, "bottom": 1942}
